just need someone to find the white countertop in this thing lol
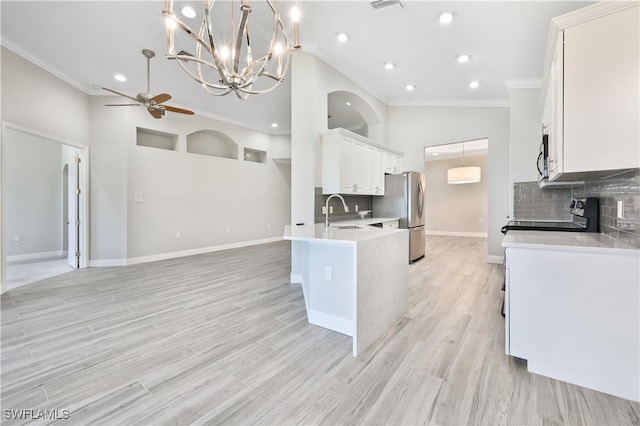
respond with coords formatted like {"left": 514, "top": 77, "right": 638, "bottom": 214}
{"left": 284, "top": 223, "right": 405, "bottom": 246}
{"left": 502, "top": 231, "right": 640, "bottom": 254}
{"left": 329, "top": 217, "right": 399, "bottom": 228}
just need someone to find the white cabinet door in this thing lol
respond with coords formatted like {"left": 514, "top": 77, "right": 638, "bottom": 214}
{"left": 373, "top": 149, "right": 385, "bottom": 195}
{"left": 339, "top": 137, "right": 355, "bottom": 193}
{"left": 563, "top": 5, "right": 639, "bottom": 174}
{"left": 548, "top": 32, "right": 564, "bottom": 180}
{"left": 353, "top": 142, "right": 369, "bottom": 194}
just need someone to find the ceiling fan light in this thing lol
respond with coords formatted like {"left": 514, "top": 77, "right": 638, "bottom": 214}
{"left": 114, "top": 74, "right": 126, "bottom": 82}
{"left": 448, "top": 166, "right": 481, "bottom": 184}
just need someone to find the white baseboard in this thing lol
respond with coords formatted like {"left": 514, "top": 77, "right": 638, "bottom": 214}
{"left": 487, "top": 255, "right": 504, "bottom": 264}
{"left": 88, "top": 236, "right": 284, "bottom": 268}
{"left": 426, "top": 231, "right": 488, "bottom": 238}
{"left": 290, "top": 272, "right": 303, "bottom": 284}
{"left": 89, "top": 259, "right": 127, "bottom": 267}
{"left": 6, "top": 250, "right": 64, "bottom": 263}
{"left": 308, "top": 309, "right": 353, "bottom": 337}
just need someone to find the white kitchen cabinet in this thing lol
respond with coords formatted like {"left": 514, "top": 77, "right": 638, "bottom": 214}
{"left": 321, "top": 128, "right": 403, "bottom": 196}
{"left": 543, "top": 3, "right": 639, "bottom": 181}
{"left": 503, "top": 232, "right": 640, "bottom": 402}
{"left": 383, "top": 151, "right": 401, "bottom": 175}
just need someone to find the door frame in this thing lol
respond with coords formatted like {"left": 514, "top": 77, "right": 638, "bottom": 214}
{"left": 0, "top": 121, "right": 90, "bottom": 294}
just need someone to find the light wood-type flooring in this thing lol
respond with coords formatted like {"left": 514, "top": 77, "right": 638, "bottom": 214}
{"left": 2, "top": 236, "right": 639, "bottom": 425}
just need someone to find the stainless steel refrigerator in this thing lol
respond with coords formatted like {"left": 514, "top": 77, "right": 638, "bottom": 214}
{"left": 372, "top": 171, "right": 425, "bottom": 263}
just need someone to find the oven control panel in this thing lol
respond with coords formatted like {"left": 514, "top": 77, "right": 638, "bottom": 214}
{"left": 570, "top": 197, "right": 599, "bottom": 223}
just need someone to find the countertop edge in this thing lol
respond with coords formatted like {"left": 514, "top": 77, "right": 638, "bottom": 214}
{"left": 502, "top": 231, "right": 640, "bottom": 255}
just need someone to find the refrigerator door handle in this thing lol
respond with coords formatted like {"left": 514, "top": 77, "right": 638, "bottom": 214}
{"left": 417, "top": 179, "right": 424, "bottom": 217}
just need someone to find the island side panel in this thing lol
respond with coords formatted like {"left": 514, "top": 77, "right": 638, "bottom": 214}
{"left": 307, "top": 243, "right": 356, "bottom": 336}
{"left": 355, "top": 230, "right": 409, "bottom": 356}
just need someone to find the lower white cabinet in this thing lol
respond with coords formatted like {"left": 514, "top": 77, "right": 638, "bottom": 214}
{"left": 504, "top": 244, "right": 639, "bottom": 401}
{"left": 321, "top": 128, "right": 402, "bottom": 196}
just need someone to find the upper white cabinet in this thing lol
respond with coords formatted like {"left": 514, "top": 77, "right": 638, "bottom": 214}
{"left": 542, "top": 3, "right": 639, "bottom": 181}
{"left": 321, "top": 128, "right": 403, "bottom": 195}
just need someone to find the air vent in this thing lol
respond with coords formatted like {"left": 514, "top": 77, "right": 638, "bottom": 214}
{"left": 370, "top": 0, "right": 404, "bottom": 11}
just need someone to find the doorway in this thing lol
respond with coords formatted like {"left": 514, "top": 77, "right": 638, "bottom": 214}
{"left": 423, "top": 138, "right": 489, "bottom": 237}
{"left": 1, "top": 123, "right": 88, "bottom": 292}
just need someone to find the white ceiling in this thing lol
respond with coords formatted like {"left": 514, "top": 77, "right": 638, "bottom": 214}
{"left": 0, "top": 1, "right": 593, "bottom": 134}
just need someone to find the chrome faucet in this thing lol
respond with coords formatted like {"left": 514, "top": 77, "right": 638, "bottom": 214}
{"left": 325, "top": 194, "right": 350, "bottom": 228}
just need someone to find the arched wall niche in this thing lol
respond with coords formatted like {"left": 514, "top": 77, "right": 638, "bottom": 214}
{"left": 186, "top": 129, "right": 239, "bottom": 160}
{"left": 327, "top": 90, "right": 381, "bottom": 138}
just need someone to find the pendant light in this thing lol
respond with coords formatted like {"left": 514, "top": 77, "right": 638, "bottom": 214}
{"left": 447, "top": 142, "right": 481, "bottom": 184}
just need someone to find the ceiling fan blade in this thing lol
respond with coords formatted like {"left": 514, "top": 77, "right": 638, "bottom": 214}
{"left": 152, "top": 93, "right": 171, "bottom": 104}
{"left": 162, "top": 105, "right": 195, "bottom": 115}
{"left": 148, "top": 108, "right": 163, "bottom": 119}
{"left": 101, "top": 87, "right": 138, "bottom": 101}
{"left": 104, "top": 103, "right": 140, "bottom": 106}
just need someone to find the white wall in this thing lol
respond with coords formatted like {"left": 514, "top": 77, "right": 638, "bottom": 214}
{"left": 2, "top": 46, "right": 291, "bottom": 273}
{"left": 90, "top": 97, "right": 291, "bottom": 261}
{"left": 386, "top": 106, "right": 510, "bottom": 260}
{"left": 4, "top": 128, "right": 63, "bottom": 256}
{"left": 1, "top": 46, "right": 90, "bottom": 292}
{"left": 508, "top": 87, "right": 541, "bottom": 215}
{"left": 425, "top": 155, "right": 488, "bottom": 235}
{"left": 1, "top": 47, "right": 90, "bottom": 144}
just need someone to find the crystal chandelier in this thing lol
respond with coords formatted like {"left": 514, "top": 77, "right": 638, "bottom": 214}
{"left": 447, "top": 142, "right": 481, "bottom": 184}
{"left": 163, "top": 0, "right": 301, "bottom": 99}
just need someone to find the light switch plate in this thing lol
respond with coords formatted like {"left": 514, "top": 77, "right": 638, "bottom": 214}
{"left": 134, "top": 192, "right": 144, "bottom": 203}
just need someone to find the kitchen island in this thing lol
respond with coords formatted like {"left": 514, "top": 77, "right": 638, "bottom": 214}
{"left": 284, "top": 223, "right": 409, "bottom": 356}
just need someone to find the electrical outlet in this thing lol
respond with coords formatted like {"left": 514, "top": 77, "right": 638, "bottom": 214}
{"left": 324, "top": 266, "right": 333, "bottom": 280}
{"left": 226, "top": 227, "right": 231, "bottom": 233}
{"left": 176, "top": 231, "right": 181, "bottom": 238}
{"left": 322, "top": 206, "right": 327, "bottom": 214}
{"left": 267, "top": 223, "right": 271, "bottom": 229}
{"left": 355, "top": 204, "right": 359, "bottom": 212}
{"left": 617, "top": 200, "right": 624, "bottom": 218}
{"left": 329, "top": 205, "right": 334, "bottom": 214}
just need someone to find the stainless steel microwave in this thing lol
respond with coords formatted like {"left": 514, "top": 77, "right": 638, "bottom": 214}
{"left": 537, "top": 134, "right": 549, "bottom": 182}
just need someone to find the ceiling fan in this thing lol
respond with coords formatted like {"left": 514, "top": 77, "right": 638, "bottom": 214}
{"left": 102, "top": 49, "right": 194, "bottom": 119}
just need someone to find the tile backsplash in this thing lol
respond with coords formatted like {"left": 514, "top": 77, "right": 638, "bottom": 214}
{"left": 514, "top": 170, "right": 640, "bottom": 247}
{"left": 314, "top": 188, "right": 373, "bottom": 223}
{"left": 513, "top": 182, "right": 573, "bottom": 221}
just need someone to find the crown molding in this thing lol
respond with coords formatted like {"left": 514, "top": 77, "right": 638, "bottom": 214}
{"left": 389, "top": 99, "right": 510, "bottom": 108}
{"left": 505, "top": 79, "right": 542, "bottom": 89}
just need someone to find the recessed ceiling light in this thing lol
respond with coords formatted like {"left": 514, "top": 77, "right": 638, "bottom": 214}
{"left": 346, "top": 101, "right": 352, "bottom": 106}
{"left": 405, "top": 84, "right": 416, "bottom": 91}
{"left": 384, "top": 62, "right": 396, "bottom": 70}
{"left": 457, "top": 54, "right": 471, "bottom": 63}
{"left": 432, "top": 153, "right": 439, "bottom": 156}
{"left": 469, "top": 80, "right": 481, "bottom": 89}
{"left": 439, "top": 11, "right": 455, "bottom": 24}
{"left": 337, "top": 32, "right": 350, "bottom": 43}
{"left": 114, "top": 74, "right": 126, "bottom": 82}
{"left": 181, "top": 6, "right": 196, "bottom": 18}
{"left": 271, "top": 122, "right": 279, "bottom": 128}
